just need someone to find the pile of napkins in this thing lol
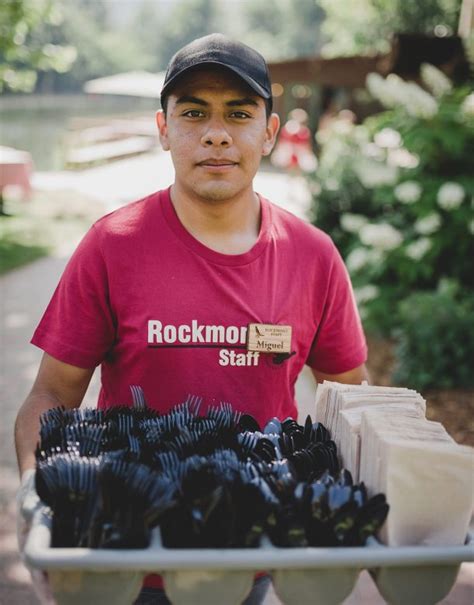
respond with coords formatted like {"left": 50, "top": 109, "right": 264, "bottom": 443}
{"left": 315, "top": 381, "right": 426, "bottom": 481}
{"left": 360, "top": 410, "right": 472, "bottom": 545}
{"left": 338, "top": 404, "right": 425, "bottom": 482}
{"left": 315, "top": 381, "right": 474, "bottom": 546}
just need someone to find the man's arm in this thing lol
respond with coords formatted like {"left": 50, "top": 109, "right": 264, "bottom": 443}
{"left": 311, "top": 363, "right": 370, "bottom": 385}
{"left": 14, "top": 352, "right": 94, "bottom": 476}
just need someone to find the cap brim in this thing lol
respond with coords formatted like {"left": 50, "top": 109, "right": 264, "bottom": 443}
{"left": 160, "top": 61, "right": 271, "bottom": 102}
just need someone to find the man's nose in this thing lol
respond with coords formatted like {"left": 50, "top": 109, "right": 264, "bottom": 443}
{"left": 201, "top": 118, "right": 232, "bottom": 146}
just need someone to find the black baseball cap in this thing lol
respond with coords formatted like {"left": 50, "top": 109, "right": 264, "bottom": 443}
{"left": 160, "top": 33, "right": 273, "bottom": 111}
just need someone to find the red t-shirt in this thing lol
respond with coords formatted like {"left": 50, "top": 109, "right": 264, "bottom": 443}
{"left": 32, "top": 187, "right": 366, "bottom": 426}
{"left": 32, "top": 187, "right": 367, "bottom": 589}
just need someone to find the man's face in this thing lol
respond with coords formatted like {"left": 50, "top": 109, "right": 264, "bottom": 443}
{"left": 156, "top": 67, "right": 279, "bottom": 203}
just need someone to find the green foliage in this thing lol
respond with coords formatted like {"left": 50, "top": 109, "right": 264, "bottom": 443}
{"left": 242, "top": 0, "right": 325, "bottom": 60}
{"left": 0, "top": 0, "right": 465, "bottom": 95}
{"left": 131, "top": 0, "right": 325, "bottom": 69}
{"left": 0, "top": 208, "right": 50, "bottom": 274}
{"left": 130, "top": 1, "right": 168, "bottom": 72}
{"left": 131, "top": 0, "right": 222, "bottom": 73}
{"left": 373, "top": 0, "right": 461, "bottom": 34}
{"left": 34, "top": 0, "right": 149, "bottom": 92}
{"left": 0, "top": 236, "right": 48, "bottom": 274}
{"left": 393, "top": 283, "right": 474, "bottom": 389}
{"left": 310, "top": 68, "right": 474, "bottom": 337}
{"left": 319, "top": 0, "right": 462, "bottom": 57}
{"left": 151, "top": 0, "right": 221, "bottom": 68}
{"left": 319, "top": 0, "right": 390, "bottom": 56}
{"left": 0, "top": 191, "right": 100, "bottom": 274}
{"left": 0, "top": 0, "right": 76, "bottom": 92}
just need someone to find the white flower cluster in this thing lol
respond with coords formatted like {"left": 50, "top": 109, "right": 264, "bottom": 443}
{"left": 394, "top": 181, "right": 422, "bottom": 204}
{"left": 359, "top": 223, "right": 403, "bottom": 251}
{"left": 437, "top": 182, "right": 465, "bottom": 210}
{"left": 369, "top": 126, "right": 418, "bottom": 170}
{"left": 366, "top": 73, "right": 401, "bottom": 108}
{"left": 414, "top": 212, "right": 442, "bottom": 235}
{"left": 420, "top": 63, "right": 452, "bottom": 98}
{"left": 374, "top": 128, "right": 401, "bottom": 149}
{"left": 316, "top": 116, "right": 354, "bottom": 145}
{"left": 354, "top": 285, "right": 380, "bottom": 304}
{"left": 387, "top": 148, "right": 419, "bottom": 169}
{"left": 405, "top": 238, "right": 432, "bottom": 260}
{"left": 331, "top": 119, "right": 354, "bottom": 137}
{"left": 366, "top": 72, "right": 438, "bottom": 119}
{"left": 346, "top": 247, "right": 383, "bottom": 273}
{"left": 354, "top": 157, "right": 399, "bottom": 189}
{"left": 362, "top": 142, "right": 385, "bottom": 161}
{"left": 461, "top": 93, "right": 474, "bottom": 119}
{"left": 340, "top": 213, "right": 368, "bottom": 233}
{"left": 404, "top": 81, "right": 438, "bottom": 119}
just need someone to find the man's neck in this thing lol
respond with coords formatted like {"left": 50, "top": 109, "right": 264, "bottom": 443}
{"left": 169, "top": 183, "right": 261, "bottom": 255}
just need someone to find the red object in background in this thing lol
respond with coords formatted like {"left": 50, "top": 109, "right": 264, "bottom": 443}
{"left": 0, "top": 146, "right": 34, "bottom": 200}
{"left": 271, "top": 109, "right": 317, "bottom": 173}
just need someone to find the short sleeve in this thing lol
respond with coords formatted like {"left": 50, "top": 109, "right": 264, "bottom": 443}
{"left": 306, "top": 246, "right": 367, "bottom": 374}
{"left": 31, "top": 225, "right": 116, "bottom": 368}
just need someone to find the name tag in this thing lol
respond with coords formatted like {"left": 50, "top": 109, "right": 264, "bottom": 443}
{"left": 247, "top": 323, "right": 292, "bottom": 354}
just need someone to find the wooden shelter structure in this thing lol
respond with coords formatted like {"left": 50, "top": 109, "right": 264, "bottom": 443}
{"left": 267, "top": 34, "right": 470, "bottom": 134}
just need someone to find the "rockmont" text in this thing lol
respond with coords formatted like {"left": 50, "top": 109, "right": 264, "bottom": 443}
{"left": 148, "top": 320, "right": 248, "bottom": 345}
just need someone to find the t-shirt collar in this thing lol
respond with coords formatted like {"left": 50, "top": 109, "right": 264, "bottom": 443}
{"left": 160, "top": 186, "right": 272, "bottom": 266}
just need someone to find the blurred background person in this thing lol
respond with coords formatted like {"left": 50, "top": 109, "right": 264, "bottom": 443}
{"left": 271, "top": 108, "right": 317, "bottom": 173}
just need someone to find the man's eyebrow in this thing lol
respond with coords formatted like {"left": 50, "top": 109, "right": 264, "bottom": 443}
{"left": 175, "top": 95, "right": 208, "bottom": 106}
{"left": 226, "top": 97, "right": 259, "bottom": 108}
{"left": 174, "top": 95, "right": 259, "bottom": 108}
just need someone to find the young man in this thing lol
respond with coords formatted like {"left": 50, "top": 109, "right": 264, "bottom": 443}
{"left": 15, "top": 34, "right": 368, "bottom": 605}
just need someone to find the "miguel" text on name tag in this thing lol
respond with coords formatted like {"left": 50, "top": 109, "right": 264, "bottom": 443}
{"left": 246, "top": 323, "right": 292, "bottom": 354}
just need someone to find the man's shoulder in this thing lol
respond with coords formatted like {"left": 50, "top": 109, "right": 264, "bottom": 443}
{"left": 93, "top": 190, "right": 162, "bottom": 237}
{"left": 267, "top": 198, "right": 335, "bottom": 254}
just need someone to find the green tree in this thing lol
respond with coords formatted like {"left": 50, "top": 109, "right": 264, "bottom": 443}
{"left": 241, "top": 0, "right": 325, "bottom": 60}
{"left": 131, "top": 1, "right": 164, "bottom": 72}
{"left": 0, "top": 0, "right": 76, "bottom": 92}
{"left": 320, "top": 0, "right": 462, "bottom": 57}
{"left": 154, "top": 0, "right": 221, "bottom": 68}
{"left": 34, "top": 0, "right": 150, "bottom": 93}
{"left": 128, "top": 0, "right": 326, "bottom": 75}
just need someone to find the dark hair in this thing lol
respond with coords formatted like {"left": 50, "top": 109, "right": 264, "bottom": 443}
{"left": 161, "top": 94, "right": 272, "bottom": 121}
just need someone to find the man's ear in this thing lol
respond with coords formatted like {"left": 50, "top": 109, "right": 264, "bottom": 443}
{"left": 156, "top": 110, "right": 170, "bottom": 151}
{"left": 262, "top": 112, "right": 280, "bottom": 157}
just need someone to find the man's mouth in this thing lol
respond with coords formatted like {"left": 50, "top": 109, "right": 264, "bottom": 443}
{"left": 197, "top": 159, "right": 238, "bottom": 167}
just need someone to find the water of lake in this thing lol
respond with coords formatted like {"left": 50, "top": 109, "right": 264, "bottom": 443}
{"left": 0, "top": 94, "right": 159, "bottom": 171}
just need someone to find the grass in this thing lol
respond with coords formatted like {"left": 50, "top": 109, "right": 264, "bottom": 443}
{"left": 0, "top": 191, "right": 103, "bottom": 275}
{"left": 0, "top": 237, "right": 49, "bottom": 274}
{"left": 0, "top": 205, "right": 52, "bottom": 275}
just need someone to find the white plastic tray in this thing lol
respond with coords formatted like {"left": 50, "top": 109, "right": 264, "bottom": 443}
{"left": 25, "top": 509, "right": 474, "bottom": 605}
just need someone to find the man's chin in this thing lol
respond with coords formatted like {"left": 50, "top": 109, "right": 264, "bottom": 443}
{"left": 192, "top": 183, "right": 244, "bottom": 202}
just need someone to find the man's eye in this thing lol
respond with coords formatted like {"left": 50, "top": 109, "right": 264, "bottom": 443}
{"left": 230, "top": 111, "right": 251, "bottom": 119}
{"left": 183, "top": 110, "right": 204, "bottom": 118}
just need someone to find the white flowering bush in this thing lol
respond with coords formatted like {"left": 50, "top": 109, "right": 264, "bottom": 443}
{"left": 394, "top": 181, "right": 422, "bottom": 204}
{"left": 359, "top": 222, "right": 404, "bottom": 250}
{"left": 461, "top": 92, "right": 474, "bottom": 118}
{"left": 437, "top": 182, "right": 465, "bottom": 210}
{"left": 413, "top": 212, "right": 441, "bottom": 235}
{"left": 310, "top": 64, "right": 474, "bottom": 340}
